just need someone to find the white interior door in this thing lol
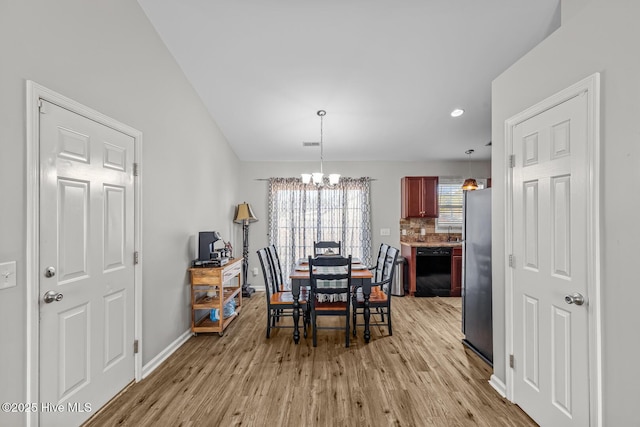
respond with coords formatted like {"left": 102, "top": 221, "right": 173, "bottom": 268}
{"left": 39, "top": 100, "right": 135, "bottom": 426}
{"left": 511, "top": 92, "right": 590, "bottom": 426}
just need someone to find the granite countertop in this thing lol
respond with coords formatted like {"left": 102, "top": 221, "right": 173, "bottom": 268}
{"left": 400, "top": 241, "right": 463, "bottom": 247}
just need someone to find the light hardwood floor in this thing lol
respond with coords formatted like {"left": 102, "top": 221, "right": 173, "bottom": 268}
{"left": 85, "top": 294, "right": 536, "bottom": 427}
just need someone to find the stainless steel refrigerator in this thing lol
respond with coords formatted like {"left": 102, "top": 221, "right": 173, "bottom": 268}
{"left": 462, "top": 188, "right": 493, "bottom": 365}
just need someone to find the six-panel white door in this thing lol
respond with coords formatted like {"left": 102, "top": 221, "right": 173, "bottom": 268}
{"left": 512, "top": 93, "right": 590, "bottom": 426}
{"left": 39, "top": 100, "right": 135, "bottom": 426}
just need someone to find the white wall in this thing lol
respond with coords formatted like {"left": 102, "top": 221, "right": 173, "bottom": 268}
{"left": 561, "top": 0, "right": 593, "bottom": 23}
{"left": 0, "top": 1, "right": 240, "bottom": 425}
{"left": 239, "top": 160, "right": 491, "bottom": 289}
{"left": 492, "top": 0, "right": 640, "bottom": 423}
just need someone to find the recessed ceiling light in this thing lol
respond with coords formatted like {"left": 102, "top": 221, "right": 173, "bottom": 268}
{"left": 450, "top": 108, "right": 464, "bottom": 117}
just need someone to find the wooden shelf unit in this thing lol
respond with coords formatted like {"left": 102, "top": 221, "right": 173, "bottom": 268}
{"left": 188, "top": 257, "right": 243, "bottom": 336}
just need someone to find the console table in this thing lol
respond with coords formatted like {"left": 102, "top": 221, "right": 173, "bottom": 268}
{"left": 188, "top": 257, "right": 243, "bottom": 336}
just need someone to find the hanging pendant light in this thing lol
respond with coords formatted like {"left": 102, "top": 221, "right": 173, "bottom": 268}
{"left": 462, "top": 149, "right": 478, "bottom": 191}
{"left": 301, "top": 110, "right": 340, "bottom": 186}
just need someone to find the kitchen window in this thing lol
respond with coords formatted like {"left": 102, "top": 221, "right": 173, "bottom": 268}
{"left": 436, "top": 177, "right": 485, "bottom": 232}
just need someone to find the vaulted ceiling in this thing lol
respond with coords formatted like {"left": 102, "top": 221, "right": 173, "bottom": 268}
{"left": 138, "top": 0, "right": 561, "bottom": 161}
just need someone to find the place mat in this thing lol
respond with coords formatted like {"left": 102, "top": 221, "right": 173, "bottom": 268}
{"left": 351, "top": 264, "right": 368, "bottom": 270}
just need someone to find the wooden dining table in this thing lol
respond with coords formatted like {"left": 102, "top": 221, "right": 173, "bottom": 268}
{"left": 289, "top": 259, "right": 374, "bottom": 344}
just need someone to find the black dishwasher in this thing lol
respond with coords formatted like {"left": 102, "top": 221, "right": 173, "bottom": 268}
{"left": 415, "top": 247, "right": 452, "bottom": 297}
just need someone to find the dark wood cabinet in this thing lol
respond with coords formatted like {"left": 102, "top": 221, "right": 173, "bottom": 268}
{"left": 401, "top": 176, "right": 439, "bottom": 218}
{"left": 400, "top": 244, "right": 417, "bottom": 296}
{"left": 402, "top": 243, "right": 463, "bottom": 297}
{"left": 451, "top": 246, "right": 462, "bottom": 297}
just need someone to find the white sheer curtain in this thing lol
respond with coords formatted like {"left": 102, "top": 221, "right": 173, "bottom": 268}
{"left": 268, "top": 177, "right": 373, "bottom": 282}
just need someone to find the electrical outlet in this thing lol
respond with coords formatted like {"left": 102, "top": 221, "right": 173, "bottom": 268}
{"left": 380, "top": 228, "right": 390, "bottom": 236}
{"left": 401, "top": 229, "right": 407, "bottom": 236}
{"left": 0, "top": 261, "right": 17, "bottom": 290}
{"left": 252, "top": 267, "right": 259, "bottom": 277}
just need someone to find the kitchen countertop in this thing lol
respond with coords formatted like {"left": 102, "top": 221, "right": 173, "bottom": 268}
{"left": 400, "top": 241, "right": 463, "bottom": 248}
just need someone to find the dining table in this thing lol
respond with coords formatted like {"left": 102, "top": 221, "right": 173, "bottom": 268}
{"left": 289, "top": 257, "right": 374, "bottom": 344}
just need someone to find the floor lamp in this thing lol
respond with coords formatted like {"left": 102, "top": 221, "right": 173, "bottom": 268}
{"left": 234, "top": 202, "right": 258, "bottom": 297}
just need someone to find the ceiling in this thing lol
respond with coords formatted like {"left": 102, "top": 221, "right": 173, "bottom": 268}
{"left": 138, "top": 0, "right": 561, "bottom": 161}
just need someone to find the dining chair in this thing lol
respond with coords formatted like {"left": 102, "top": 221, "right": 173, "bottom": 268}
{"left": 313, "top": 240, "right": 341, "bottom": 256}
{"left": 308, "top": 254, "right": 352, "bottom": 347}
{"left": 267, "top": 244, "right": 289, "bottom": 291}
{"left": 257, "top": 247, "right": 308, "bottom": 339}
{"left": 370, "top": 243, "right": 390, "bottom": 282}
{"left": 352, "top": 246, "right": 399, "bottom": 337}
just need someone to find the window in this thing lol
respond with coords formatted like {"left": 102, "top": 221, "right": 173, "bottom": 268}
{"left": 436, "top": 177, "right": 486, "bottom": 232}
{"left": 268, "top": 177, "right": 373, "bottom": 282}
{"left": 436, "top": 178, "right": 465, "bottom": 232}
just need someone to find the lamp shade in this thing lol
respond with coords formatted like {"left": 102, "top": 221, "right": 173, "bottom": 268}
{"left": 462, "top": 178, "right": 478, "bottom": 191}
{"left": 233, "top": 202, "right": 258, "bottom": 223}
{"left": 312, "top": 172, "right": 324, "bottom": 185}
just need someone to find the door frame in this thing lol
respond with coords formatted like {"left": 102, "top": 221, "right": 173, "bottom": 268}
{"left": 503, "top": 73, "right": 602, "bottom": 426}
{"left": 25, "top": 81, "right": 143, "bottom": 426}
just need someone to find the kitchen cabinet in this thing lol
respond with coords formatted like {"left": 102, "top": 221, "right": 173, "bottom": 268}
{"left": 451, "top": 246, "right": 462, "bottom": 297}
{"left": 401, "top": 176, "right": 439, "bottom": 218}
{"left": 401, "top": 242, "right": 462, "bottom": 297}
{"left": 188, "top": 257, "right": 243, "bottom": 336}
{"left": 401, "top": 244, "right": 417, "bottom": 296}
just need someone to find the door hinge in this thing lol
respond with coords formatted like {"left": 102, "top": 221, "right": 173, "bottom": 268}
{"left": 133, "top": 162, "right": 139, "bottom": 177}
{"left": 509, "top": 154, "right": 516, "bottom": 168}
{"left": 134, "top": 251, "right": 139, "bottom": 265}
{"left": 134, "top": 340, "right": 139, "bottom": 354}
{"left": 510, "top": 354, "right": 514, "bottom": 369}
{"left": 508, "top": 254, "right": 515, "bottom": 268}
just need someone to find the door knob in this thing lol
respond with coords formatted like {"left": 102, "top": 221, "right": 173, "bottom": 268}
{"left": 44, "top": 266, "right": 56, "bottom": 278}
{"left": 43, "top": 290, "right": 63, "bottom": 304}
{"left": 564, "top": 293, "right": 585, "bottom": 306}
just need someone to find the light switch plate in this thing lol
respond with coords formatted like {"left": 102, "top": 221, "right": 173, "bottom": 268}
{"left": 0, "top": 261, "right": 17, "bottom": 290}
{"left": 380, "top": 228, "right": 390, "bottom": 236}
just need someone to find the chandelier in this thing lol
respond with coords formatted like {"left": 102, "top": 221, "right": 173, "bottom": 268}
{"left": 301, "top": 110, "right": 340, "bottom": 186}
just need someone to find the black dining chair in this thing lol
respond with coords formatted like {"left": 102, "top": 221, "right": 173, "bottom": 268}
{"left": 267, "top": 244, "right": 288, "bottom": 291}
{"left": 257, "top": 247, "right": 308, "bottom": 339}
{"left": 352, "top": 246, "right": 399, "bottom": 337}
{"left": 353, "top": 242, "right": 388, "bottom": 307}
{"left": 370, "top": 243, "right": 390, "bottom": 282}
{"left": 313, "top": 240, "right": 341, "bottom": 256}
{"left": 308, "top": 254, "right": 352, "bottom": 347}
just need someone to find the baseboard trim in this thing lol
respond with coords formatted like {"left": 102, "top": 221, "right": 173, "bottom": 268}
{"left": 142, "top": 329, "right": 192, "bottom": 379}
{"left": 489, "top": 374, "right": 507, "bottom": 398}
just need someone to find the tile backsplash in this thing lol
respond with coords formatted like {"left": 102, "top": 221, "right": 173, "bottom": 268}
{"left": 399, "top": 218, "right": 462, "bottom": 243}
